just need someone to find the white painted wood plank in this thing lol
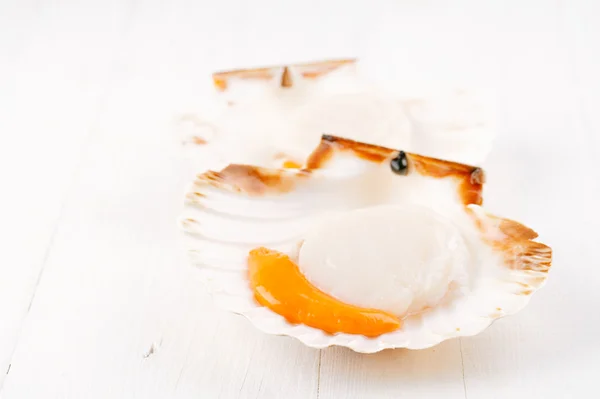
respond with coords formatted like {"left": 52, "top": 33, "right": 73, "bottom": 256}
{"left": 2, "top": 0, "right": 368, "bottom": 395}
{"left": 0, "top": 63, "right": 321, "bottom": 398}
{"left": 0, "top": 0, "right": 133, "bottom": 388}
{"left": 3, "top": 0, "right": 599, "bottom": 398}
{"left": 0, "top": 2, "right": 47, "bottom": 386}
{"left": 457, "top": 0, "right": 600, "bottom": 397}
{"left": 320, "top": 1, "right": 600, "bottom": 397}
{"left": 319, "top": 341, "right": 466, "bottom": 399}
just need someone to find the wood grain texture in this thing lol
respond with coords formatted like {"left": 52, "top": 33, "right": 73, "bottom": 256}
{"left": 1, "top": 0, "right": 599, "bottom": 398}
{"left": 0, "top": 0, "right": 134, "bottom": 388}
{"left": 458, "top": 0, "right": 600, "bottom": 397}
{"left": 0, "top": 52, "right": 321, "bottom": 398}
{"left": 319, "top": 341, "right": 467, "bottom": 399}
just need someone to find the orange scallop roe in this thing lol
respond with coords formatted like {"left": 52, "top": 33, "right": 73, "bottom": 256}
{"left": 247, "top": 247, "right": 402, "bottom": 337}
{"left": 282, "top": 160, "right": 302, "bottom": 169}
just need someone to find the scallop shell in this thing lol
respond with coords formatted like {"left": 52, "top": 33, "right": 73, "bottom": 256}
{"left": 179, "top": 135, "right": 551, "bottom": 352}
{"left": 177, "top": 59, "right": 494, "bottom": 173}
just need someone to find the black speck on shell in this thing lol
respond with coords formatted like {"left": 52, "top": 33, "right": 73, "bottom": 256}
{"left": 390, "top": 151, "right": 408, "bottom": 175}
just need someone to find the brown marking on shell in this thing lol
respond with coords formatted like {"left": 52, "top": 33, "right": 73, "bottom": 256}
{"left": 296, "top": 59, "right": 355, "bottom": 79}
{"left": 306, "top": 135, "right": 484, "bottom": 206}
{"left": 184, "top": 192, "right": 207, "bottom": 208}
{"left": 408, "top": 154, "right": 484, "bottom": 206}
{"left": 488, "top": 215, "right": 538, "bottom": 240}
{"left": 177, "top": 115, "right": 217, "bottom": 145}
{"left": 526, "top": 276, "right": 547, "bottom": 286}
{"left": 213, "top": 67, "right": 274, "bottom": 91}
{"left": 305, "top": 137, "right": 336, "bottom": 169}
{"left": 182, "top": 218, "right": 198, "bottom": 228}
{"left": 281, "top": 66, "right": 293, "bottom": 88}
{"left": 212, "top": 59, "right": 355, "bottom": 91}
{"left": 197, "top": 164, "right": 307, "bottom": 196}
{"left": 191, "top": 136, "right": 207, "bottom": 145}
{"left": 306, "top": 135, "right": 396, "bottom": 168}
{"left": 213, "top": 76, "right": 227, "bottom": 91}
{"left": 186, "top": 191, "right": 205, "bottom": 200}
{"left": 468, "top": 209, "right": 552, "bottom": 276}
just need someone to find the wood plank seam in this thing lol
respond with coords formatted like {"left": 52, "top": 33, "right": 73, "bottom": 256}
{"left": 459, "top": 338, "right": 468, "bottom": 399}
{"left": 0, "top": 3, "right": 138, "bottom": 391}
{"left": 316, "top": 350, "right": 322, "bottom": 398}
{"left": 0, "top": 149, "right": 80, "bottom": 392}
{"left": 0, "top": 126, "right": 97, "bottom": 394}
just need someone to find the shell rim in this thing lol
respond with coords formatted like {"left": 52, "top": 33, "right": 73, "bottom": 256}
{"left": 180, "top": 136, "right": 552, "bottom": 352}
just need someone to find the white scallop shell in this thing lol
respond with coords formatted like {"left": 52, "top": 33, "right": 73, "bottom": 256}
{"left": 179, "top": 136, "right": 551, "bottom": 352}
{"left": 176, "top": 59, "right": 494, "bottom": 173}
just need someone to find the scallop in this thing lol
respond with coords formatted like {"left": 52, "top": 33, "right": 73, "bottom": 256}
{"left": 177, "top": 59, "right": 494, "bottom": 174}
{"left": 180, "top": 135, "right": 551, "bottom": 352}
{"left": 298, "top": 204, "right": 470, "bottom": 317}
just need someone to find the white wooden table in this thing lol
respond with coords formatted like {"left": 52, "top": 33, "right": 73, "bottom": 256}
{"left": 1, "top": 1, "right": 599, "bottom": 397}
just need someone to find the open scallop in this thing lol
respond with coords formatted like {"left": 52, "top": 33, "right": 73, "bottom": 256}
{"left": 177, "top": 59, "right": 494, "bottom": 172}
{"left": 180, "top": 136, "right": 550, "bottom": 352}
